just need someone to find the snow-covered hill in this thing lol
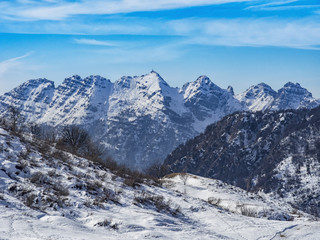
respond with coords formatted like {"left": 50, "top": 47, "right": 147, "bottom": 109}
{"left": 0, "top": 71, "right": 319, "bottom": 169}
{"left": 164, "top": 105, "right": 320, "bottom": 217}
{"left": 0, "top": 127, "right": 319, "bottom": 239}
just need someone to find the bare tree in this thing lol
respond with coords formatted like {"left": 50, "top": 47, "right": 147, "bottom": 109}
{"left": 179, "top": 172, "right": 189, "bottom": 185}
{"left": 84, "top": 141, "right": 103, "bottom": 162}
{"left": 8, "top": 106, "right": 21, "bottom": 133}
{"left": 60, "top": 125, "right": 90, "bottom": 154}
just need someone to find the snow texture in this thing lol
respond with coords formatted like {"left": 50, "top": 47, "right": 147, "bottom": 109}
{"left": 0, "top": 128, "right": 319, "bottom": 239}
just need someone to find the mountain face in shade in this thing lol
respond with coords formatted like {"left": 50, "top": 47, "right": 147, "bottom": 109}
{"left": 0, "top": 71, "right": 319, "bottom": 169}
{"left": 163, "top": 106, "right": 320, "bottom": 216}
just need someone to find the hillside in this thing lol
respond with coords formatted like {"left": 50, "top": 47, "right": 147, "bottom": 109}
{"left": 164, "top": 106, "right": 320, "bottom": 217}
{"left": 1, "top": 126, "right": 319, "bottom": 239}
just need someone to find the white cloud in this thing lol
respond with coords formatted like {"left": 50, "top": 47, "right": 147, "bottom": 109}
{"left": 74, "top": 38, "right": 117, "bottom": 47}
{"left": 168, "top": 17, "right": 320, "bottom": 50}
{"left": 246, "top": 0, "right": 298, "bottom": 10}
{"left": 2, "top": 0, "right": 253, "bottom": 21}
{"left": 0, "top": 53, "right": 32, "bottom": 77}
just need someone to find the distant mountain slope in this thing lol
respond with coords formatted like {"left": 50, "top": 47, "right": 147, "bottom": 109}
{"left": 0, "top": 71, "right": 319, "bottom": 169}
{"left": 164, "top": 106, "right": 320, "bottom": 216}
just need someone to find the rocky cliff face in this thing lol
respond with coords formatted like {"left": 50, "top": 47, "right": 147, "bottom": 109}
{"left": 0, "top": 71, "right": 319, "bottom": 169}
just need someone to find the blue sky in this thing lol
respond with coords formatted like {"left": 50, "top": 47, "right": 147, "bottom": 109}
{"left": 0, "top": 0, "right": 319, "bottom": 97}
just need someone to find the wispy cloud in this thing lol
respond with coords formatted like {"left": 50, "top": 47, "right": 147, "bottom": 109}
{"left": 0, "top": 52, "right": 32, "bottom": 77}
{"left": 1, "top": 0, "right": 319, "bottom": 50}
{"left": 168, "top": 17, "right": 320, "bottom": 50}
{"left": 1, "top": 0, "right": 253, "bottom": 21}
{"left": 74, "top": 38, "right": 117, "bottom": 47}
{"left": 248, "top": 1, "right": 320, "bottom": 11}
{"left": 246, "top": 0, "right": 298, "bottom": 10}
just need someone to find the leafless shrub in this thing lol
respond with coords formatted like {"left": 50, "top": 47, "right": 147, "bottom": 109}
{"left": 15, "top": 160, "right": 28, "bottom": 172}
{"left": 51, "top": 150, "right": 70, "bottom": 163}
{"left": 94, "top": 219, "right": 119, "bottom": 230}
{"left": 208, "top": 197, "right": 221, "bottom": 207}
{"left": 123, "top": 177, "right": 142, "bottom": 188}
{"left": 91, "top": 188, "right": 120, "bottom": 207}
{"left": 47, "top": 169, "right": 58, "bottom": 177}
{"left": 84, "top": 198, "right": 93, "bottom": 208}
{"left": 53, "top": 183, "right": 69, "bottom": 197}
{"left": 92, "top": 198, "right": 104, "bottom": 208}
{"left": 103, "top": 157, "right": 119, "bottom": 171}
{"left": 29, "top": 157, "right": 40, "bottom": 167}
{"left": 38, "top": 142, "right": 51, "bottom": 156}
{"left": 240, "top": 206, "right": 257, "bottom": 217}
{"left": 30, "top": 171, "right": 47, "bottom": 184}
{"left": 25, "top": 193, "right": 37, "bottom": 208}
{"left": 86, "top": 180, "right": 103, "bottom": 194}
{"left": 102, "top": 187, "right": 120, "bottom": 204}
{"left": 133, "top": 191, "right": 181, "bottom": 216}
{"left": 8, "top": 183, "right": 17, "bottom": 192}
{"left": 43, "top": 193, "right": 68, "bottom": 208}
{"left": 18, "top": 150, "right": 29, "bottom": 160}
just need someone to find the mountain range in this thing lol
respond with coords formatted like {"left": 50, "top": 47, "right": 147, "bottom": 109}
{"left": 0, "top": 71, "right": 319, "bottom": 169}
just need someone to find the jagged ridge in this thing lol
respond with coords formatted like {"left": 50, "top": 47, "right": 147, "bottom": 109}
{"left": 0, "top": 71, "right": 319, "bottom": 169}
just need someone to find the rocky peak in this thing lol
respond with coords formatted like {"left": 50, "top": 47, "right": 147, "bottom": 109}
{"left": 182, "top": 75, "right": 223, "bottom": 98}
{"left": 140, "top": 71, "right": 170, "bottom": 89}
{"left": 24, "top": 78, "right": 55, "bottom": 88}
{"left": 243, "top": 83, "right": 277, "bottom": 99}
{"left": 227, "top": 86, "right": 234, "bottom": 95}
{"left": 115, "top": 76, "right": 133, "bottom": 90}
{"left": 278, "top": 82, "right": 312, "bottom": 98}
{"left": 63, "top": 74, "right": 82, "bottom": 85}
{"left": 193, "top": 75, "right": 216, "bottom": 90}
{"left": 2, "top": 78, "right": 54, "bottom": 101}
{"left": 83, "top": 75, "right": 112, "bottom": 89}
{"left": 57, "top": 75, "right": 110, "bottom": 96}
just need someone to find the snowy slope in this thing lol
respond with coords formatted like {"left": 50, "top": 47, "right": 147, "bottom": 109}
{"left": 0, "top": 127, "right": 319, "bottom": 239}
{"left": 164, "top": 105, "right": 320, "bottom": 217}
{"left": 235, "top": 83, "right": 277, "bottom": 111}
{"left": 0, "top": 72, "right": 319, "bottom": 169}
{"left": 0, "top": 78, "right": 55, "bottom": 122}
{"left": 41, "top": 75, "right": 112, "bottom": 126}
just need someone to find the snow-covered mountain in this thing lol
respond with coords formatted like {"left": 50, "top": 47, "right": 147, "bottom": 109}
{"left": 236, "top": 82, "right": 319, "bottom": 111}
{"left": 0, "top": 71, "right": 319, "bottom": 169}
{"left": 164, "top": 105, "right": 320, "bottom": 217}
{"left": 1, "top": 126, "right": 319, "bottom": 239}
